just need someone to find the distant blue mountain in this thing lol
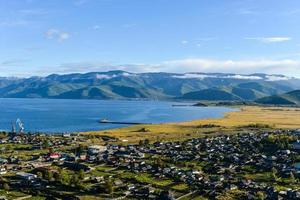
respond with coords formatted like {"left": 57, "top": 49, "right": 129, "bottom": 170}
{"left": 0, "top": 71, "right": 299, "bottom": 101}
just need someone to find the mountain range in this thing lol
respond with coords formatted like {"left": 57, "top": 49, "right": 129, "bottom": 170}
{"left": 0, "top": 70, "right": 299, "bottom": 101}
{"left": 255, "top": 90, "right": 300, "bottom": 106}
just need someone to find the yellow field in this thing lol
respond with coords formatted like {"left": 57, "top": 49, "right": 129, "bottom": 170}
{"left": 81, "top": 106, "right": 300, "bottom": 144}
{"left": 182, "top": 106, "right": 300, "bottom": 128}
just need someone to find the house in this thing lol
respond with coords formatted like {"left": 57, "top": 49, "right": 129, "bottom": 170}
{"left": 0, "top": 158, "right": 8, "bottom": 164}
{"left": 88, "top": 145, "right": 107, "bottom": 155}
{"left": 49, "top": 153, "right": 61, "bottom": 160}
{"left": 293, "top": 141, "right": 300, "bottom": 150}
{"left": 0, "top": 168, "right": 6, "bottom": 175}
{"left": 62, "top": 133, "right": 71, "bottom": 137}
{"left": 16, "top": 172, "right": 37, "bottom": 181}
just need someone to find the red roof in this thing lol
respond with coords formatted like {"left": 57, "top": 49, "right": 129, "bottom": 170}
{"left": 49, "top": 153, "right": 61, "bottom": 159}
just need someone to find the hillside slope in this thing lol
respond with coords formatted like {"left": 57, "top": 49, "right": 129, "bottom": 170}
{"left": 0, "top": 71, "right": 299, "bottom": 100}
{"left": 255, "top": 90, "right": 300, "bottom": 105}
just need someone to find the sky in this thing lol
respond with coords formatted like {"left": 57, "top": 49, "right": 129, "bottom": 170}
{"left": 1, "top": 0, "right": 300, "bottom": 77}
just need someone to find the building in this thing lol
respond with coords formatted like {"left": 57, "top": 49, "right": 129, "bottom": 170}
{"left": 293, "top": 141, "right": 300, "bottom": 150}
{"left": 49, "top": 153, "right": 61, "bottom": 159}
{"left": 88, "top": 145, "right": 107, "bottom": 155}
{"left": 16, "top": 172, "right": 37, "bottom": 181}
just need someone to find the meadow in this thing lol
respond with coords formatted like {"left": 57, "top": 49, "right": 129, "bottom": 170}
{"left": 82, "top": 106, "right": 300, "bottom": 144}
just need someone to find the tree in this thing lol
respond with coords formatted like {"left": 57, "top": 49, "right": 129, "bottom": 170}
{"left": 75, "top": 145, "right": 85, "bottom": 156}
{"left": 290, "top": 172, "right": 296, "bottom": 184}
{"left": 105, "top": 179, "right": 114, "bottom": 196}
{"left": 77, "top": 182, "right": 86, "bottom": 191}
{"left": 45, "top": 170, "right": 53, "bottom": 181}
{"left": 216, "top": 189, "right": 248, "bottom": 200}
{"left": 144, "top": 139, "right": 150, "bottom": 146}
{"left": 271, "top": 167, "right": 278, "bottom": 181}
{"left": 156, "top": 136, "right": 160, "bottom": 142}
{"left": 256, "top": 191, "right": 266, "bottom": 200}
{"left": 3, "top": 183, "right": 9, "bottom": 192}
{"left": 156, "top": 157, "right": 165, "bottom": 168}
{"left": 139, "top": 140, "right": 144, "bottom": 146}
{"left": 42, "top": 139, "right": 50, "bottom": 149}
{"left": 37, "top": 172, "right": 43, "bottom": 178}
{"left": 54, "top": 171, "right": 61, "bottom": 183}
{"left": 48, "top": 147, "right": 54, "bottom": 154}
{"left": 78, "top": 169, "right": 85, "bottom": 180}
{"left": 58, "top": 169, "right": 70, "bottom": 185}
{"left": 71, "top": 174, "right": 80, "bottom": 187}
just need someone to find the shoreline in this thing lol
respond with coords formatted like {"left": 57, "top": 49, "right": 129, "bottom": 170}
{"left": 81, "top": 106, "right": 300, "bottom": 143}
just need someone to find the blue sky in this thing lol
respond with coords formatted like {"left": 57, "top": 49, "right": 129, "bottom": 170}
{"left": 1, "top": 0, "right": 300, "bottom": 77}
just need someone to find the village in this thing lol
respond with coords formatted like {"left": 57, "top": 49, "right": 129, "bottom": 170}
{"left": 0, "top": 126, "right": 300, "bottom": 199}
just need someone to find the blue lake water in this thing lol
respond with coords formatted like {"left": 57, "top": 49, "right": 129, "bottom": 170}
{"left": 0, "top": 98, "right": 237, "bottom": 133}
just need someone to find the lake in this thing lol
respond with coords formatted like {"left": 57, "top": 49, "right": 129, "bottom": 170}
{"left": 0, "top": 98, "right": 237, "bottom": 133}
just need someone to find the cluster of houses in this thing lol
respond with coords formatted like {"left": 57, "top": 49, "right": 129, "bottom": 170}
{"left": 79, "top": 129, "right": 300, "bottom": 199}
{"left": 1, "top": 129, "right": 300, "bottom": 199}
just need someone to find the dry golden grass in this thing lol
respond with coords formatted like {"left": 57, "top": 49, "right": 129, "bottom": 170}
{"left": 182, "top": 106, "right": 300, "bottom": 128}
{"left": 81, "top": 106, "right": 300, "bottom": 144}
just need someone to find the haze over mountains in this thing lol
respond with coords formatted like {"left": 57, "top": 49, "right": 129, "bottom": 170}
{"left": 0, "top": 70, "right": 299, "bottom": 101}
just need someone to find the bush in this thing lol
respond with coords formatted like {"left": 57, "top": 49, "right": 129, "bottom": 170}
{"left": 197, "top": 124, "right": 221, "bottom": 128}
{"left": 239, "top": 123, "right": 273, "bottom": 129}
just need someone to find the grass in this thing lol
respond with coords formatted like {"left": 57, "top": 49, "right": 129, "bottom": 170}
{"left": 0, "top": 189, "right": 30, "bottom": 200}
{"left": 82, "top": 106, "right": 300, "bottom": 144}
{"left": 78, "top": 196, "right": 103, "bottom": 200}
{"left": 89, "top": 169, "right": 111, "bottom": 177}
{"left": 243, "top": 172, "right": 273, "bottom": 182}
{"left": 28, "top": 197, "right": 46, "bottom": 200}
{"left": 180, "top": 194, "right": 208, "bottom": 200}
{"left": 120, "top": 172, "right": 173, "bottom": 187}
{"left": 94, "top": 165, "right": 116, "bottom": 171}
{"left": 171, "top": 183, "right": 189, "bottom": 191}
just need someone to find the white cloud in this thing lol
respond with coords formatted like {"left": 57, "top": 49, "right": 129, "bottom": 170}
{"left": 96, "top": 74, "right": 114, "bottom": 79}
{"left": 0, "top": 20, "right": 30, "bottom": 27}
{"left": 92, "top": 25, "right": 102, "bottom": 30}
{"left": 225, "top": 75, "right": 263, "bottom": 80}
{"left": 172, "top": 73, "right": 264, "bottom": 80}
{"left": 172, "top": 74, "right": 213, "bottom": 79}
{"left": 95, "top": 72, "right": 134, "bottom": 79}
{"left": 30, "top": 58, "right": 300, "bottom": 78}
{"left": 74, "top": 0, "right": 89, "bottom": 6}
{"left": 158, "top": 58, "right": 300, "bottom": 76}
{"left": 59, "top": 32, "right": 70, "bottom": 41}
{"left": 1, "top": 58, "right": 30, "bottom": 66}
{"left": 283, "top": 9, "right": 300, "bottom": 16}
{"left": 18, "top": 9, "right": 48, "bottom": 16}
{"left": 245, "top": 37, "right": 291, "bottom": 43}
{"left": 45, "top": 29, "right": 70, "bottom": 42}
{"left": 266, "top": 75, "right": 291, "bottom": 81}
{"left": 181, "top": 40, "right": 188, "bottom": 45}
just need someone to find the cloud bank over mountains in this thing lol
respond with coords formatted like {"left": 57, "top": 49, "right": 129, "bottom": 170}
{"left": 40, "top": 58, "right": 300, "bottom": 78}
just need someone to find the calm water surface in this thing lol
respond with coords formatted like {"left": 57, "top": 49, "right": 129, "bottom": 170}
{"left": 0, "top": 98, "right": 237, "bottom": 132}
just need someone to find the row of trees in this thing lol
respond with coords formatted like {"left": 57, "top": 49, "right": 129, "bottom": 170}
{"left": 38, "top": 168, "right": 86, "bottom": 190}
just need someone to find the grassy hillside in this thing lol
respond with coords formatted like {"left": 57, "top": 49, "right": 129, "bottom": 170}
{"left": 231, "top": 87, "right": 265, "bottom": 100}
{"left": 181, "top": 88, "right": 242, "bottom": 100}
{"left": 256, "top": 90, "right": 300, "bottom": 106}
